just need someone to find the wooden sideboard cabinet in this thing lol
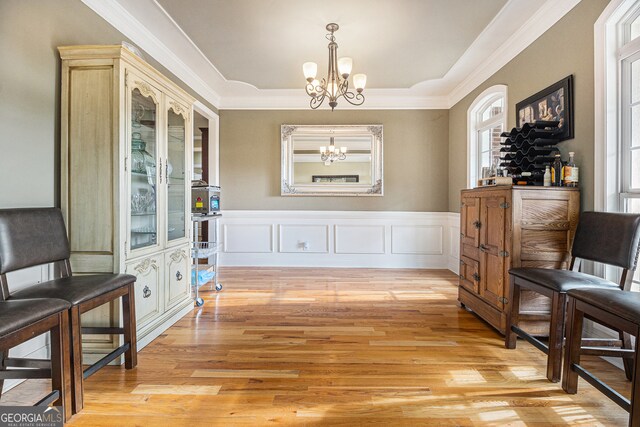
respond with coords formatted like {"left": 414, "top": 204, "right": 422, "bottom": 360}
{"left": 458, "top": 186, "right": 580, "bottom": 334}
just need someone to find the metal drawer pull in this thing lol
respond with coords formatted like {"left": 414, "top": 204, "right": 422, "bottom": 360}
{"left": 143, "top": 285, "right": 151, "bottom": 298}
{"left": 176, "top": 271, "right": 183, "bottom": 281}
{"left": 459, "top": 274, "right": 464, "bottom": 280}
{"left": 473, "top": 220, "right": 481, "bottom": 229}
{"left": 472, "top": 273, "right": 481, "bottom": 282}
{"left": 479, "top": 244, "right": 488, "bottom": 252}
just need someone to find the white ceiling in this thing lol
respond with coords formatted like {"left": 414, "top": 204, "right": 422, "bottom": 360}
{"left": 155, "top": 0, "right": 507, "bottom": 90}
{"left": 83, "top": 0, "right": 581, "bottom": 109}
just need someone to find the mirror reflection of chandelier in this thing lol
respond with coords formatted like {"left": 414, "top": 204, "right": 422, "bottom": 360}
{"left": 303, "top": 23, "right": 367, "bottom": 111}
{"left": 320, "top": 137, "right": 347, "bottom": 165}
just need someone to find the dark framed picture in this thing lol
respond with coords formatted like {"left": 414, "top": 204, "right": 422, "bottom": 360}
{"left": 516, "top": 75, "right": 574, "bottom": 141}
{"left": 312, "top": 175, "right": 359, "bottom": 183}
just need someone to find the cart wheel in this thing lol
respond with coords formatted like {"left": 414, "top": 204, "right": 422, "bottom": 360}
{"left": 215, "top": 283, "right": 223, "bottom": 292}
{"left": 195, "top": 297, "right": 205, "bottom": 307}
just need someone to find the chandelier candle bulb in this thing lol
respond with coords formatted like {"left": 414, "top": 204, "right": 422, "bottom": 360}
{"left": 340, "top": 147, "right": 347, "bottom": 153}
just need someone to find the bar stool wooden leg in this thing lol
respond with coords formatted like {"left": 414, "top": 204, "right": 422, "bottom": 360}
{"left": 562, "top": 297, "right": 584, "bottom": 394}
{"left": 0, "top": 351, "right": 5, "bottom": 400}
{"left": 70, "top": 306, "right": 83, "bottom": 414}
{"left": 51, "top": 311, "right": 72, "bottom": 422}
{"left": 621, "top": 330, "right": 634, "bottom": 381}
{"left": 505, "top": 276, "right": 520, "bottom": 349}
{"left": 631, "top": 330, "right": 640, "bottom": 427}
{"left": 547, "top": 292, "right": 567, "bottom": 382}
{"left": 123, "top": 283, "right": 137, "bottom": 370}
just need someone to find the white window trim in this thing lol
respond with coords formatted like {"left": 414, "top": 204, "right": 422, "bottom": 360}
{"left": 594, "top": 0, "right": 639, "bottom": 212}
{"left": 467, "top": 85, "right": 508, "bottom": 188}
{"left": 594, "top": 0, "right": 640, "bottom": 283}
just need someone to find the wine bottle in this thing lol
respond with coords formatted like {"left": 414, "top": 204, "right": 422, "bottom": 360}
{"left": 563, "top": 151, "right": 579, "bottom": 187}
{"left": 551, "top": 153, "right": 563, "bottom": 187}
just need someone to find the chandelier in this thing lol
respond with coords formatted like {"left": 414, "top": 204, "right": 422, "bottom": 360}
{"left": 320, "top": 137, "right": 347, "bottom": 164}
{"left": 303, "top": 23, "right": 367, "bottom": 111}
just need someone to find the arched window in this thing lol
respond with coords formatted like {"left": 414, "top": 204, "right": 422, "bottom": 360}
{"left": 467, "top": 85, "right": 508, "bottom": 188}
{"left": 595, "top": 0, "right": 640, "bottom": 285}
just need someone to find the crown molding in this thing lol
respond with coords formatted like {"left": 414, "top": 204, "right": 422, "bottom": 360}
{"left": 218, "top": 89, "right": 450, "bottom": 110}
{"left": 81, "top": 0, "right": 222, "bottom": 105}
{"left": 446, "top": 0, "right": 582, "bottom": 108}
{"left": 83, "top": 0, "right": 581, "bottom": 110}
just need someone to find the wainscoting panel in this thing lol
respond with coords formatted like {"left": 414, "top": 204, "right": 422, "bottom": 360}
{"left": 335, "top": 225, "right": 385, "bottom": 254}
{"left": 220, "top": 211, "right": 461, "bottom": 271}
{"left": 391, "top": 225, "right": 442, "bottom": 255}
{"left": 279, "top": 225, "right": 329, "bottom": 253}
{"left": 223, "top": 224, "right": 273, "bottom": 253}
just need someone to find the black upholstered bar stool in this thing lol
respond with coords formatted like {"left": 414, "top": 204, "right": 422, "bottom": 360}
{"left": 505, "top": 212, "right": 640, "bottom": 382}
{"left": 563, "top": 289, "right": 640, "bottom": 427}
{"left": 0, "top": 298, "right": 72, "bottom": 421}
{"left": 0, "top": 208, "right": 138, "bottom": 414}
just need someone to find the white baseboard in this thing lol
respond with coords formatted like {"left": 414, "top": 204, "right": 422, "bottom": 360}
{"left": 219, "top": 211, "right": 461, "bottom": 273}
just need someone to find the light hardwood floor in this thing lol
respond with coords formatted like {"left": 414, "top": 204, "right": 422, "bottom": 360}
{"left": 2, "top": 268, "right": 632, "bottom": 426}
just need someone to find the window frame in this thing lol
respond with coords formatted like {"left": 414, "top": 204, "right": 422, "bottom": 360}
{"left": 595, "top": 0, "right": 640, "bottom": 285}
{"left": 467, "top": 85, "right": 508, "bottom": 189}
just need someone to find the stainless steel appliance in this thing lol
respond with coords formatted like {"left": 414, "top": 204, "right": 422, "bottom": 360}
{"left": 191, "top": 181, "right": 220, "bottom": 215}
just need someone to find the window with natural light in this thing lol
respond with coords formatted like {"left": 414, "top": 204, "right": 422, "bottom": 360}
{"left": 599, "top": 0, "right": 640, "bottom": 288}
{"left": 467, "top": 85, "right": 507, "bottom": 188}
{"left": 620, "top": 5, "right": 640, "bottom": 288}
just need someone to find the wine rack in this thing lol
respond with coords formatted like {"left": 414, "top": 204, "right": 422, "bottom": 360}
{"left": 499, "top": 120, "right": 562, "bottom": 185}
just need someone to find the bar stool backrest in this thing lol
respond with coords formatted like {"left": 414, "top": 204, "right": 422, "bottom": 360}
{"left": 572, "top": 212, "right": 640, "bottom": 269}
{"left": 571, "top": 211, "right": 640, "bottom": 290}
{"left": 0, "top": 208, "right": 71, "bottom": 299}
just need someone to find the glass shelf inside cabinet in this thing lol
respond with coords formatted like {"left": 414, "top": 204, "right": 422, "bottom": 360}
{"left": 130, "top": 87, "right": 158, "bottom": 251}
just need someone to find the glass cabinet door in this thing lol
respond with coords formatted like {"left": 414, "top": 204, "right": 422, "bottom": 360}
{"left": 129, "top": 87, "right": 159, "bottom": 251}
{"left": 166, "top": 105, "right": 187, "bottom": 243}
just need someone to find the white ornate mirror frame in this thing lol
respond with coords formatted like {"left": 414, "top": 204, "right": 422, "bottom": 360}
{"left": 281, "top": 124, "right": 383, "bottom": 196}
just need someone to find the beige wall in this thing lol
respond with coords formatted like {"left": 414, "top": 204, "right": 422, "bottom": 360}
{"left": 448, "top": 0, "right": 609, "bottom": 212}
{"left": 0, "top": 0, "right": 215, "bottom": 208}
{"left": 220, "top": 110, "right": 449, "bottom": 211}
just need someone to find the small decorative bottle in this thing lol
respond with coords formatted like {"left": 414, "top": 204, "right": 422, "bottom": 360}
{"left": 543, "top": 165, "right": 551, "bottom": 187}
{"left": 551, "top": 153, "right": 563, "bottom": 187}
{"left": 563, "top": 151, "right": 579, "bottom": 187}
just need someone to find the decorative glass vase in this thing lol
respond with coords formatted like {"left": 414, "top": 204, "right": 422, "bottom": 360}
{"left": 131, "top": 132, "right": 155, "bottom": 174}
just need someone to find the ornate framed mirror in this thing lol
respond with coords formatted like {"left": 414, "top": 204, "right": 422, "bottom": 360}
{"left": 281, "top": 125, "right": 383, "bottom": 196}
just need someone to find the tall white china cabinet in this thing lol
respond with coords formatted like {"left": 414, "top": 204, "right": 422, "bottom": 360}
{"left": 59, "top": 45, "right": 194, "bottom": 360}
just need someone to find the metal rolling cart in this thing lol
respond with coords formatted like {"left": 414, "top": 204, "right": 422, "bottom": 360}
{"left": 191, "top": 213, "right": 222, "bottom": 307}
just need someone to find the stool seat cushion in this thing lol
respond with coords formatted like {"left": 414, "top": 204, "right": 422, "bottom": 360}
{"left": 509, "top": 268, "right": 620, "bottom": 293}
{"left": 568, "top": 288, "right": 640, "bottom": 326}
{"left": 0, "top": 298, "right": 70, "bottom": 338}
{"left": 11, "top": 274, "right": 136, "bottom": 305}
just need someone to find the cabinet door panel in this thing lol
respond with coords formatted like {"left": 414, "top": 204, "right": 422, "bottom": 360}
{"left": 479, "top": 196, "right": 507, "bottom": 310}
{"left": 166, "top": 246, "right": 191, "bottom": 309}
{"left": 461, "top": 196, "right": 480, "bottom": 248}
{"left": 126, "top": 255, "right": 163, "bottom": 327}
{"left": 459, "top": 256, "right": 479, "bottom": 293}
{"left": 165, "top": 98, "right": 190, "bottom": 246}
{"left": 127, "top": 71, "right": 162, "bottom": 255}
